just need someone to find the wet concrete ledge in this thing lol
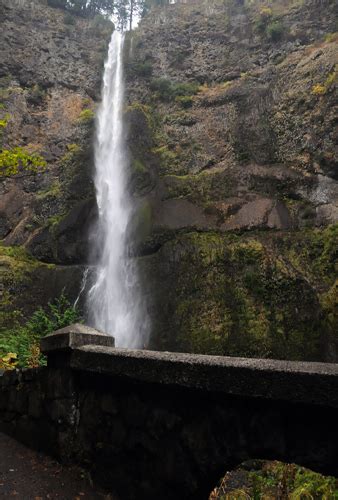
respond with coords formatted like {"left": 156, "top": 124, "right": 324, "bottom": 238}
{"left": 70, "top": 345, "right": 338, "bottom": 408}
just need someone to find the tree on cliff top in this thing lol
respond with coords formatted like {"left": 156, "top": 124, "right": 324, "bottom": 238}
{"left": 114, "top": 0, "right": 145, "bottom": 30}
{"left": 113, "top": 0, "right": 170, "bottom": 31}
{"left": 47, "top": 0, "right": 169, "bottom": 27}
{"left": 47, "top": 0, "right": 115, "bottom": 17}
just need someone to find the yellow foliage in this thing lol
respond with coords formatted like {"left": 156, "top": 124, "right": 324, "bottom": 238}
{"left": 0, "top": 352, "right": 18, "bottom": 370}
{"left": 27, "top": 344, "right": 41, "bottom": 369}
{"left": 0, "top": 146, "right": 46, "bottom": 177}
{"left": 78, "top": 108, "right": 95, "bottom": 123}
{"left": 325, "top": 69, "right": 337, "bottom": 88}
{"left": 260, "top": 6, "right": 272, "bottom": 17}
{"left": 198, "top": 83, "right": 210, "bottom": 94}
{"left": 311, "top": 83, "right": 326, "bottom": 95}
{"left": 0, "top": 113, "right": 10, "bottom": 128}
{"left": 67, "top": 143, "right": 81, "bottom": 153}
{"left": 311, "top": 68, "right": 336, "bottom": 96}
{"left": 325, "top": 32, "right": 338, "bottom": 43}
{"left": 220, "top": 81, "right": 233, "bottom": 89}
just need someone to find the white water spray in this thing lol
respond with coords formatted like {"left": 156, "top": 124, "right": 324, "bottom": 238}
{"left": 87, "top": 31, "right": 148, "bottom": 348}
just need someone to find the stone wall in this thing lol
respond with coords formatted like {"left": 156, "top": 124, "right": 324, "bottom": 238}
{"left": 0, "top": 325, "right": 338, "bottom": 499}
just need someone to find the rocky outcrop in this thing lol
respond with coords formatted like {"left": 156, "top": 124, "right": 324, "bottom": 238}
{"left": 0, "top": 0, "right": 337, "bottom": 361}
{"left": 210, "top": 460, "right": 338, "bottom": 499}
{"left": 126, "top": 0, "right": 337, "bottom": 234}
{"left": 125, "top": 0, "right": 337, "bottom": 360}
{"left": 0, "top": 0, "right": 111, "bottom": 317}
{"left": 0, "top": 0, "right": 109, "bottom": 259}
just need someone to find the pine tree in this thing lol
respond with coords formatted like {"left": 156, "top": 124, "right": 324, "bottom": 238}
{"left": 114, "top": 0, "right": 148, "bottom": 31}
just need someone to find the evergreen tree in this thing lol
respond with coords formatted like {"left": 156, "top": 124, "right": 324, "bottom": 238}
{"left": 48, "top": 0, "right": 169, "bottom": 26}
{"left": 47, "top": 0, "right": 115, "bottom": 17}
{"left": 112, "top": 0, "right": 144, "bottom": 31}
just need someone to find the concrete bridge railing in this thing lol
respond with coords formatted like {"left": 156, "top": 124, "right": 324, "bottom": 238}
{"left": 1, "top": 324, "right": 338, "bottom": 499}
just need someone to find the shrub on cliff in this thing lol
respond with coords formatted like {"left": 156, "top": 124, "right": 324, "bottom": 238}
{"left": 0, "top": 147, "right": 46, "bottom": 178}
{"left": 266, "top": 20, "right": 284, "bottom": 41}
{"left": 90, "top": 14, "right": 114, "bottom": 37}
{"left": 48, "top": 0, "right": 115, "bottom": 18}
{"left": 254, "top": 6, "right": 272, "bottom": 34}
{"left": 64, "top": 12, "right": 76, "bottom": 24}
{"left": 175, "top": 95, "right": 193, "bottom": 108}
{"left": 78, "top": 108, "right": 95, "bottom": 123}
{"left": 27, "top": 84, "right": 45, "bottom": 105}
{"left": 312, "top": 69, "right": 337, "bottom": 96}
{"left": 150, "top": 78, "right": 173, "bottom": 101}
{"left": 150, "top": 78, "right": 199, "bottom": 102}
{"left": 254, "top": 8, "right": 286, "bottom": 42}
{"left": 210, "top": 460, "right": 338, "bottom": 499}
{"left": 130, "top": 61, "right": 153, "bottom": 78}
{"left": 47, "top": 0, "right": 67, "bottom": 8}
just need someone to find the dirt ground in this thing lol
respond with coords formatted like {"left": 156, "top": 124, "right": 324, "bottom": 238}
{"left": 0, "top": 433, "right": 113, "bottom": 499}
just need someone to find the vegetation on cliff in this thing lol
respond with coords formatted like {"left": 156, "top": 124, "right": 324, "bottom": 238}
{"left": 210, "top": 460, "right": 338, "bottom": 499}
{"left": 0, "top": 2, "right": 336, "bottom": 497}
{"left": 0, "top": 291, "right": 80, "bottom": 369}
{"left": 124, "top": 0, "right": 337, "bottom": 360}
{"left": 0, "top": 147, "right": 46, "bottom": 178}
{"left": 47, "top": 0, "right": 170, "bottom": 30}
{"left": 141, "top": 226, "right": 337, "bottom": 361}
{"left": 1, "top": 0, "right": 337, "bottom": 362}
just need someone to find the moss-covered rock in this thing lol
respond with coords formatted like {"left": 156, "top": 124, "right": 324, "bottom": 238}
{"left": 163, "top": 171, "right": 237, "bottom": 204}
{"left": 140, "top": 226, "right": 337, "bottom": 361}
{"left": 123, "top": 0, "right": 337, "bottom": 361}
{"left": 210, "top": 460, "right": 338, "bottom": 499}
{"left": 129, "top": 158, "right": 154, "bottom": 195}
{"left": 129, "top": 199, "right": 153, "bottom": 249}
{"left": 1, "top": 0, "right": 337, "bottom": 364}
{"left": 125, "top": 102, "right": 158, "bottom": 195}
{"left": 0, "top": 244, "right": 84, "bottom": 326}
{"left": 0, "top": 1, "right": 99, "bottom": 265}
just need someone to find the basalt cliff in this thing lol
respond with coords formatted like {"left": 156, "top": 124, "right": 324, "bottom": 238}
{"left": 1, "top": 0, "right": 337, "bottom": 361}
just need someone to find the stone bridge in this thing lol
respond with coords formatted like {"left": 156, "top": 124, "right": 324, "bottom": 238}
{"left": 0, "top": 324, "right": 337, "bottom": 499}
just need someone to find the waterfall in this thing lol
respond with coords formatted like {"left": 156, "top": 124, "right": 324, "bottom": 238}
{"left": 87, "top": 31, "right": 148, "bottom": 348}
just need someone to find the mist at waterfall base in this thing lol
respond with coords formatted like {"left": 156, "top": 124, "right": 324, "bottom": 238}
{"left": 86, "top": 31, "right": 149, "bottom": 349}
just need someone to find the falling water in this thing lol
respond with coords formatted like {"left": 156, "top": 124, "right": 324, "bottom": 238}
{"left": 87, "top": 31, "right": 147, "bottom": 348}
{"left": 74, "top": 267, "right": 89, "bottom": 310}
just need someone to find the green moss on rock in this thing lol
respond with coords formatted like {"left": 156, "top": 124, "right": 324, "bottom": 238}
{"left": 210, "top": 460, "right": 338, "bottom": 499}
{"left": 163, "top": 170, "right": 237, "bottom": 204}
{"left": 77, "top": 108, "right": 95, "bottom": 123}
{"left": 0, "top": 244, "right": 44, "bottom": 280}
{"left": 143, "top": 227, "right": 337, "bottom": 361}
{"left": 36, "top": 180, "right": 61, "bottom": 201}
{"left": 125, "top": 102, "right": 155, "bottom": 131}
{"left": 130, "top": 158, "right": 153, "bottom": 195}
{"left": 131, "top": 200, "right": 153, "bottom": 246}
{"left": 0, "top": 244, "right": 55, "bottom": 330}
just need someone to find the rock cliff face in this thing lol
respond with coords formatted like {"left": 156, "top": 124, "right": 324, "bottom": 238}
{"left": 124, "top": 0, "right": 337, "bottom": 360}
{"left": 0, "top": 0, "right": 110, "bottom": 319}
{"left": 1, "top": 0, "right": 337, "bottom": 361}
